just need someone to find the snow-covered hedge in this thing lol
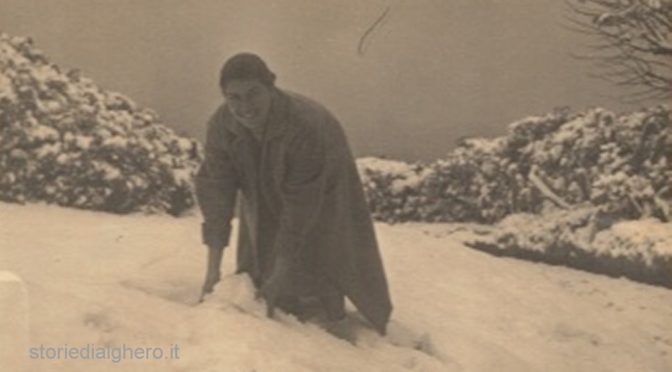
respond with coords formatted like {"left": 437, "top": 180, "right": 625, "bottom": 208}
{"left": 357, "top": 157, "right": 433, "bottom": 222}
{"left": 0, "top": 33, "right": 202, "bottom": 215}
{"left": 357, "top": 106, "right": 671, "bottom": 224}
{"left": 465, "top": 209, "right": 672, "bottom": 287}
{"left": 358, "top": 106, "right": 671, "bottom": 286}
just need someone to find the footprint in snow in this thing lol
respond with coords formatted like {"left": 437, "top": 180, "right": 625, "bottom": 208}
{"left": 119, "top": 278, "right": 200, "bottom": 305}
{"left": 335, "top": 315, "right": 461, "bottom": 370}
{"left": 82, "top": 310, "right": 116, "bottom": 333}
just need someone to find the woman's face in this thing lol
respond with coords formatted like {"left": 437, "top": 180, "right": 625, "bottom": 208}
{"left": 223, "top": 79, "right": 273, "bottom": 129}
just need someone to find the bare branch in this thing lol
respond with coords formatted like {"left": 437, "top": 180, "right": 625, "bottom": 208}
{"left": 565, "top": 0, "right": 672, "bottom": 100}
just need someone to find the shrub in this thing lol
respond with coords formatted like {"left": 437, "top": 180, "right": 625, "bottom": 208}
{"left": 0, "top": 33, "right": 202, "bottom": 215}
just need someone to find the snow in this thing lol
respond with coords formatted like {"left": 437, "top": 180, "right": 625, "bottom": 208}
{"left": 176, "top": 137, "right": 194, "bottom": 152}
{"left": 461, "top": 137, "right": 506, "bottom": 154}
{"left": 0, "top": 37, "right": 29, "bottom": 67}
{"left": 0, "top": 271, "right": 22, "bottom": 282}
{"left": 390, "top": 169, "right": 432, "bottom": 195}
{"left": 74, "top": 135, "right": 93, "bottom": 150}
{"left": 1, "top": 202, "right": 671, "bottom": 371}
{"left": 32, "top": 64, "right": 65, "bottom": 86}
{"left": 357, "top": 157, "right": 430, "bottom": 195}
{"left": 0, "top": 269, "right": 29, "bottom": 372}
{"left": 172, "top": 168, "right": 193, "bottom": 185}
{"left": 358, "top": 157, "right": 417, "bottom": 176}
{"left": 102, "top": 136, "right": 129, "bottom": 148}
{"left": 29, "top": 124, "right": 60, "bottom": 142}
{"left": 92, "top": 161, "right": 122, "bottom": 181}
{"left": 592, "top": 219, "right": 672, "bottom": 264}
{"left": 0, "top": 72, "right": 16, "bottom": 102}
{"left": 35, "top": 143, "right": 62, "bottom": 159}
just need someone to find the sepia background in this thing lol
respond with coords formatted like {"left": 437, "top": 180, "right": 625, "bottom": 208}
{"left": 0, "top": 0, "right": 663, "bottom": 161}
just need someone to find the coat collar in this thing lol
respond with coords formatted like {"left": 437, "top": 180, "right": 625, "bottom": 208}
{"left": 221, "top": 88, "right": 290, "bottom": 141}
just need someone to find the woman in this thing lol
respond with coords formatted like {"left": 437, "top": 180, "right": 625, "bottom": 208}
{"left": 195, "top": 53, "right": 392, "bottom": 335}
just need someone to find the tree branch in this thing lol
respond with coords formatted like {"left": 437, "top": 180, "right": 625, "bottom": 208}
{"left": 565, "top": 0, "right": 672, "bottom": 100}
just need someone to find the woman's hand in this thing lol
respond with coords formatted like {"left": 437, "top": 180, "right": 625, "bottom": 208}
{"left": 199, "top": 245, "right": 224, "bottom": 302}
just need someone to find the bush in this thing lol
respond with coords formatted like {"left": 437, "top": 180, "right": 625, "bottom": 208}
{"left": 356, "top": 107, "right": 671, "bottom": 287}
{"left": 0, "top": 33, "right": 202, "bottom": 215}
{"left": 357, "top": 105, "right": 671, "bottom": 224}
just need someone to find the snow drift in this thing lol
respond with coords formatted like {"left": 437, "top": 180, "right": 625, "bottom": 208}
{"left": 2, "top": 202, "right": 671, "bottom": 372}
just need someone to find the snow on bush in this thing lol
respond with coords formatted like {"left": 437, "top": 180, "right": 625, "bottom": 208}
{"left": 357, "top": 106, "right": 671, "bottom": 224}
{"left": 357, "top": 157, "right": 432, "bottom": 222}
{"left": 0, "top": 33, "right": 202, "bottom": 215}
{"left": 357, "top": 106, "right": 671, "bottom": 286}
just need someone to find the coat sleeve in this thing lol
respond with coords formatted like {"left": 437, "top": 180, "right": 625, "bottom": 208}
{"left": 195, "top": 114, "right": 238, "bottom": 249}
{"left": 274, "top": 122, "right": 327, "bottom": 262}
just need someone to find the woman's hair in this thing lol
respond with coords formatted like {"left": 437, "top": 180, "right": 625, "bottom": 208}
{"left": 219, "top": 53, "right": 276, "bottom": 89}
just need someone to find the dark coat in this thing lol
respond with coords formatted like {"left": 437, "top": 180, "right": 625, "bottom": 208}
{"left": 195, "top": 89, "right": 392, "bottom": 333}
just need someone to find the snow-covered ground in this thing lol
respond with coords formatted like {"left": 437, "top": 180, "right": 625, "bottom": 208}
{"left": 1, "top": 202, "right": 671, "bottom": 372}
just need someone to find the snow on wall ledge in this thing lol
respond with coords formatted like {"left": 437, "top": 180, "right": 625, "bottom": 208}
{"left": 0, "top": 33, "right": 202, "bottom": 215}
{"left": 0, "top": 271, "right": 29, "bottom": 372}
{"left": 465, "top": 208, "right": 672, "bottom": 288}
